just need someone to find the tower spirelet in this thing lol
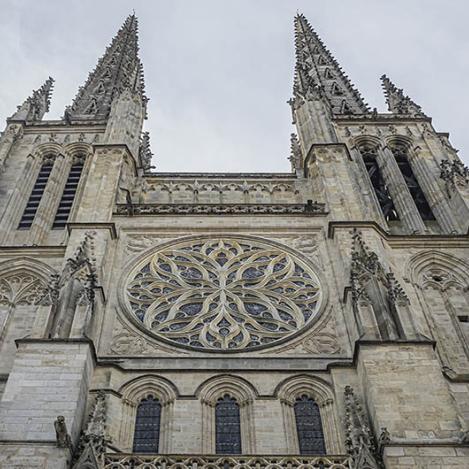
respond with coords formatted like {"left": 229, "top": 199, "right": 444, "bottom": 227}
{"left": 10, "top": 77, "right": 55, "bottom": 121}
{"left": 65, "top": 14, "right": 147, "bottom": 121}
{"left": 380, "top": 74, "right": 426, "bottom": 117}
{"left": 292, "top": 14, "right": 368, "bottom": 115}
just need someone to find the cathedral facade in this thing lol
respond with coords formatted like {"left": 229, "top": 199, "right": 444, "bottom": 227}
{"left": 0, "top": 13, "right": 468, "bottom": 469}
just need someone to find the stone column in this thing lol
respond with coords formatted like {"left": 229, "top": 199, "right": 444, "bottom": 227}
{"left": 407, "top": 146, "right": 461, "bottom": 233}
{"left": 377, "top": 146, "right": 426, "bottom": 233}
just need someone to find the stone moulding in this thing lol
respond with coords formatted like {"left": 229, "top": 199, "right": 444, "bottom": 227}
{"left": 114, "top": 202, "right": 326, "bottom": 216}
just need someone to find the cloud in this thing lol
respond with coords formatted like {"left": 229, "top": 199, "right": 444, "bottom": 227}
{"left": 1, "top": 0, "right": 468, "bottom": 171}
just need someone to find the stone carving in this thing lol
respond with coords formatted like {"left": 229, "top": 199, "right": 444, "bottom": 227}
{"left": 46, "top": 231, "right": 98, "bottom": 338}
{"left": 0, "top": 272, "right": 47, "bottom": 306}
{"left": 344, "top": 386, "right": 382, "bottom": 469}
{"left": 125, "top": 235, "right": 169, "bottom": 255}
{"left": 303, "top": 331, "right": 340, "bottom": 354}
{"left": 125, "top": 237, "right": 323, "bottom": 350}
{"left": 109, "top": 319, "right": 187, "bottom": 355}
{"left": 289, "top": 133, "right": 303, "bottom": 172}
{"left": 73, "top": 391, "right": 110, "bottom": 469}
{"left": 116, "top": 202, "right": 325, "bottom": 216}
{"left": 440, "top": 159, "right": 469, "bottom": 197}
{"left": 103, "top": 454, "right": 352, "bottom": 469}
{"left": 139, "top": 131, "right": 154, "bottom": 172}
{"left": 350, "top": 229, "right": 408, "bottom": 340}
{"left": 54, "top": 415, "right": 72, "bottom": 449}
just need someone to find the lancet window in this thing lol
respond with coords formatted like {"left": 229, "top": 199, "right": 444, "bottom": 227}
{"left": 391, "top": 144, "right": 435, "bottom": 220}
{"left": 132, "top": 395, "right": 161, "bottom": 453}
{"left": 359, "top": 146, "right": 398, "bottom": 221}
{"left": 52, "top": 157, "right": 84, "bottom": 229}
{"left": 294, "top": 395, "right": 326, "bottom": 455}
{"left": 18, "top": 158, "right": 55, "bottom": 229}
{"left": 215, "top": 395, "right": 242, "bottom": 454}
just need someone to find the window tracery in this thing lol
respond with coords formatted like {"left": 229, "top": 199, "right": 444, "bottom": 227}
{"left": 124, "top": 237, "right": 323, "bottom": 351}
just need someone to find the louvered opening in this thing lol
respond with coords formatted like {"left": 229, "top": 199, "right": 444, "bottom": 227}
{"left": 18, "top": 163, "right": 54, "bottom": 229}
{"left": 52, "top": 162, "right": 84, "bottom": 229}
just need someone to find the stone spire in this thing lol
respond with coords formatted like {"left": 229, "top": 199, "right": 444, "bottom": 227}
{"left": 65, "top": 14, "right": 147, "bottom": 121}
{"left": 10, "top": 77, "right": 54, "bottom": 121}
{"left": 380, "top": 74, "right": 426, "bottom": 117}
{"left": 292, "top": 14, "right": 368, "bottom": 115}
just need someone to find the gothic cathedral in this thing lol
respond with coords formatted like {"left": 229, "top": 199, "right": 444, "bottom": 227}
{"left": 0, "top": 13, "right": 468, "bottom": 469}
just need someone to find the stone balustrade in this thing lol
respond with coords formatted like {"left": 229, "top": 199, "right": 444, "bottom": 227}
{"left": 103, "top": 454, "right": 352, "bottom": 469}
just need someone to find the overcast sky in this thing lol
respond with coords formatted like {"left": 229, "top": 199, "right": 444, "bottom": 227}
{"left": 1, "top": 0, "right": 468, "bottom": 172}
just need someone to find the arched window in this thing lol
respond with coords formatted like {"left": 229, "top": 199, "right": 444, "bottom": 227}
{"left": 294, "top": 395, "right": 326, "bottom": 455}
{"left": 215, "top": 395, "right": 242, "bottom": 454}
{"left": 360, "top": 146, "right": 398, "bottom": 221}
{"left": 133, "top": 395, "right": 161, "bottom": 453}
{"left": 53, "top": 158, "right": 84, "bottom": 229}
{"left": 18, "top": 159, "right": 55, "bottom": 229}
{"left": 391, "top": 144, "right": 435, "bottom": 220}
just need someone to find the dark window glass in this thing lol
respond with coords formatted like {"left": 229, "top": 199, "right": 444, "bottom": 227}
{"left": 392, "top": 145, "right": 435, "bottom": 220}
{"left": 294, "top": 395, "right": 326, "bottom": 455}
{"left": 215, "top": 395, "right": 242, "bottom": 454}
{"left": 18, "top": 161, "right": 54, "bottom": 229}
{"left": 52, "top": 160, "right": 84, "bottom": 229}
{"left": 133, "top": 395, "right": 161, "bottom": 453}
{"left": 361, "top": 148, "right": 399, "bottom": 221}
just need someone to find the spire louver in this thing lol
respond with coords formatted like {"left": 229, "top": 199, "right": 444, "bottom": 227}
{"left": 66, "top": 14, "right": 147, "bottom": 121}
{"left": 380, "top": 75, "right": 426, "bottom": 117}
{"left": 10, "top": 77, "right": 55, "bottom": 121}
{"left": 292, "top": 14, "right": 368, "bottom": 115}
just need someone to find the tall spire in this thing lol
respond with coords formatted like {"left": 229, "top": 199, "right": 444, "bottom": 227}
{"left": 380, "top": 74, "right": 426, "bottom": 117}
{"left": 292, "top": 14, "right": 368, "bottom": 115}
{"left": 65, "top": 14, "right": 147, "bottom": 121}
{"left": 10, "top": 77, "right": 54, "bottom": 121}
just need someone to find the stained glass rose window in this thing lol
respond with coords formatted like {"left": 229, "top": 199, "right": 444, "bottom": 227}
{"left": 125, "top": 237, "right": 322, "bottom": 351}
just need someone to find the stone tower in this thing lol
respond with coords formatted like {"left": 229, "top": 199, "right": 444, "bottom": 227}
{"left": 0, "top": 12, "right": 468, "bottom": 469}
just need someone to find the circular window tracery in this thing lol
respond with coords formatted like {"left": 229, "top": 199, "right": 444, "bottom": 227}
{"left": 124, "top": 237, "right": 323, "bottom": 351}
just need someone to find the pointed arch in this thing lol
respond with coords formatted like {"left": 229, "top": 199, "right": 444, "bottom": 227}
{"left": 275, "top": 375, "right": 342, "bottom": 454}
{"left": 407, "top": 250, "right": 469, "bottom": 372}
{"left": 197, "top": 374, "right": 257, "bottom": 454}
{"left": 118, "top": 375, "right": 179, "bottom": 453}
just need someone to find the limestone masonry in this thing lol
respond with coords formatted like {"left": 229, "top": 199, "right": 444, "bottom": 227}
{"left": 0, "top": 12, "right": 468, "bottom": 469}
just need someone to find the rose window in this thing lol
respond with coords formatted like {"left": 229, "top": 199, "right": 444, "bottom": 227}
{"left": 125, "top": 237, "right": 322, "bottom": 350}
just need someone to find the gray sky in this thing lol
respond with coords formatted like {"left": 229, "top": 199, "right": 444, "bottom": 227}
{"left": 1, "top": 0, "right": 468, "bottom": 172}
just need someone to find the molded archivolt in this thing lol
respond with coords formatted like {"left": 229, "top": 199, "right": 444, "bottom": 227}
{"left": 275, "top": 374, "right": 342, "bottom": 454}
{"left": 117, "top": 234, "right": 329, "bottom": 354}
{"left": 196, "top": 374, "right": 257, "bottom": 453}
{"left": 407, "top": 250, "right": 469, "bottom": 288}
{"left": 118, "top": 375, "right": 179, "bottom": 452}
{"left": 407, "top": 250, "right": 469, "bottom": 372}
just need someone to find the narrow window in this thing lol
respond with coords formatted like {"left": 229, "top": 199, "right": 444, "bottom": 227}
{"left": 391, "top": 145, "right": 435, "bottom": 220}
{"left": 52, "top": 159, "right": 84, "bottom": 229}
{"left": 18, "top": 160, "right": 54, "bottom": 229}
{"left": 360, "top": 147, "right": 399, "bottom": 221}
{"left": 215, "top": 395, "right": 242, "bottom": 454}
{"left": 294, "top": 395, "right": 326, "bottom": 455}
{"left": 133, "top": 395, "right": 161, "bottom": 453}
